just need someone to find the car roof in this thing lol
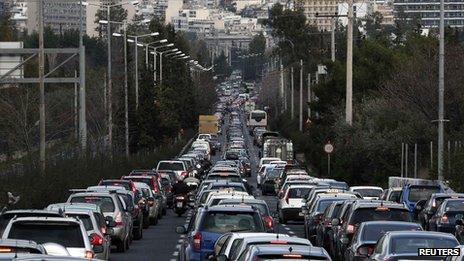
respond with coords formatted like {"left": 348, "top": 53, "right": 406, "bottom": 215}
{"left": 46, "top": 203, "right": 101, "bottom": 213}
{"left": 316, "top": 193, "right": 358, "bottom": 199}
{"left": 204, "top": 205, "right": 256, "bottom": 212}
{"left": 250, "top": 244, "right": 326, "bottom": 256}
{"left": 386, "top": 230, "right": 458, "bottom": 238}
{"left": 360, "top": 221, "right": 422, "bottom": 227}
{"left": 351, "top": 200, "right": 407, "bottom": 209}
{"left": 350, "top": 186, "right": 383, "bottom": 190}
{"left": 11, "top": 216, "right": 82, "bottom": 224}
{"left": 3, "top": 209, "right": 61, "bottom": 216}
{"left": 219, "top": 198, "right": 267, "bottom": 204}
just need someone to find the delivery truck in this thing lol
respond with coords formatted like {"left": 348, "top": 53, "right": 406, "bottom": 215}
{"left": 198, "top": 115, "right": 219, "bottom": 135}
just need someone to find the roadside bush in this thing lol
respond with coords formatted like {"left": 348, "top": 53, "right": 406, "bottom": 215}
{"left": 0, "top": 142, "right": 184, "bottom": 209}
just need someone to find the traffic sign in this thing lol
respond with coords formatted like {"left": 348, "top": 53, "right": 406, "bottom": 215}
{"left": 324, "top": 143, "right": 334, "bottom": 154}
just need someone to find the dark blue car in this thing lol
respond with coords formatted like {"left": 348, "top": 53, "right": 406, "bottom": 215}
{"left": 176, "top": 205, "right": 265, "bottom": 261}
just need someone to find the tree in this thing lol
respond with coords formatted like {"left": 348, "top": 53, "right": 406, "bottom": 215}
{"left": 0, "top": 10, "right": 16, "bottom": 41}
{"left": 214, "top": 51, "right": 232, "bottom": 78}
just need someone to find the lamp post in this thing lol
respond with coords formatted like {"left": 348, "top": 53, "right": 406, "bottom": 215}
{"left": 127, "top": 32, "right": 159, "bottom": 109}
{"left": 150, "top": 43, "right": 174, "bottom": 84}
{"left": 83, "top": 0, "right": 138, "bottom": 154}
{"left": 103, "top": 20, "right": 130, "bottom": 158}
{"left": 143, "top": 39, "right": 168, "bottom": 66}
{"left": 158, "top": 48, "right": 178, "bottom": 85}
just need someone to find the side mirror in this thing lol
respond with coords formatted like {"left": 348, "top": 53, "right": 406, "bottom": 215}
{"left": 331, "top": 218, "right": 340, "bottom": 227}
{"left": 176, "top": 225, "right": 187, "bottom": 234}
{"left": 456, "top": 219, "right": 464, "bottom": 226}
{"left": 105, "top": 216, "right": 116, "bottom": 227}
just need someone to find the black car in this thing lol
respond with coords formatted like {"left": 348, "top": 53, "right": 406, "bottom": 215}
{"left": 345, "top": 221, "right": 422, "bottom": 261}
{"left": 416, "top": 193, "right": 464, "bottom": 230}
{"left": 333, "top": 200, "right": 411, "bottom": 260}
{"left": 315, "top": 201, "right": 344, "bottom": 252}
{"left": 429, "top": 198, "right": 464, "bottom": 233}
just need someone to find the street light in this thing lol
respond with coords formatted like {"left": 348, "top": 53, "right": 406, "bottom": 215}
{"left": 88, "top": 0, "right": 138, "bottom": 154}
{"left": 151, "top": 43, "right": 174, "bottom": 83}
{"left": 158, "top": 48, "right": 178, "bottom": 85}
{"left": 127, "top": 32, "right": 159, "bottom": 109}
{"left": 141, "top": 38, "right": 168, "bottom": 67}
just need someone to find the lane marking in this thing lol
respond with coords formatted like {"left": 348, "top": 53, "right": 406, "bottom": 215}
{"left": 173, "top": 251, "right": 179, "bottom": 256}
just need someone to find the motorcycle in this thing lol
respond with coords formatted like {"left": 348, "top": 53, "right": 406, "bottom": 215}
{"left": 173, "top": 194, "right": 188, "bottom": 217}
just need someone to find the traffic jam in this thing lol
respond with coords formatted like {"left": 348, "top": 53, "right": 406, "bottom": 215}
{"left": 1, "top": 77, "right": 464, "bottom": 261}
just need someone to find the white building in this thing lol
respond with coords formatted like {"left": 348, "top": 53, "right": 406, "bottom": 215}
{"left": 338, "top": 2, "right": 372, "bottom": 26}
{"left": 171, "top": 8, "right": 215, "bottom": 34}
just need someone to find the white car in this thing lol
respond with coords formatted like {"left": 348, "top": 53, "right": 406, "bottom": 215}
{"left": 2, "top": 217, "right": 94, "bottom": 259}
{"left": 278, "top": 185, "right": 314, "bottom": 224}
{"left": 205, "top": 192, "right": 254, "bottom": 207}
{"left": 349, "top": 186, "right": 384, "bottom": 199}
{"left": 258, "top": 157, "right": 281, "bottom": 169}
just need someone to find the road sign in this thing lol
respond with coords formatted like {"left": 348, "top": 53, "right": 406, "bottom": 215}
{"left": 324, "top": 143, "right": 334, "bottom": 154}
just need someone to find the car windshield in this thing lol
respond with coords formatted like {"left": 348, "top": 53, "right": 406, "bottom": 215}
{"left": 8, "top": 222, "right": 85, "bottom": 247}
{"left": 288, "top": 187, "right": 311, "bottom": 198}
{"left": 256, "top": 256, "right": 316, "bottom": 261}
{"left": 390, "top": 236, "right": 457, "bottom": 254}
{"left": 207, "top": 176, "right": 242, "bottom": 183}
{"left": 444, "top": 200, "right": 464, "bottom": 211}
{"left": 67, "top": 214, "right": 93, "bottom": 231}
{"left": 361, "top": 224, "right": 421, "bottom": 242}
{"left": 70, "top": 196, "right": 115, "bottom": 212}
{"left": 128, "top": 178, "right": 151, "bottom": 188}
{"left": 158, "top": 162, "right": 184, "bottom": 171}
{"left": 201, "top": 211, "right": 263, "bottom": 233}
{"left": 408, "top": 186, "right": 441, "bottom": 202}
{"left": 354, "top": 189, "right": 383, "bottom": 198}
{"left": 317, "top": 199, "right": 346, "bottom": 213}
{"left": 350, "top": 208, "right": 411, "bottom": 224}
{"left": 267, "top": 169, "right": 283, "bottom": 179}
{"left": 389, "top": 190, "right": 401, "bottom": 202}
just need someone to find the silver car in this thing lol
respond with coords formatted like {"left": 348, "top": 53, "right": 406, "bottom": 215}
{"left": 133, "top": 182, "right": 160, "bottom": 226}
{"left": 67, "top": 191, "right": 132, "bottom": 253}
{"left": 1, "top": 216, "right": 94, "bottom": 259}
{"left": 46, "top": 203, "right": 112, "bottom": 260}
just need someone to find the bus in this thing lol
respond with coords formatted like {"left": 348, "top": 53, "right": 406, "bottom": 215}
{"left": 247, "top": 110, "right": 267, "bottom": 133}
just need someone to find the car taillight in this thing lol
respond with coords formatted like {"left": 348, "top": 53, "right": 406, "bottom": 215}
{"left": 181, "top": 171, "right": 188, "bottom": 177}
{"left": 193, "top": 232, "right": 202, "bottom": 251}
{"left": 90, "top": 233, "right": 104, "bottom": 246}
{"left": 263, "top": 216, "right": 274, "bottom": 230}
{"left": 441, "top": 215, "right": 449, "bottom": 223}
{"left": 85, "top": 250, "right": 94, "bottom": 259}
{"left": 115, "top": 213, "right": 124, "bottom": 227}
{"left": 347, "top": 224, "right": 355, "bottom": 234}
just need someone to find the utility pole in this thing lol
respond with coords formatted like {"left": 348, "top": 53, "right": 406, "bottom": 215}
{"left": 38, "top": 0, "right": 45, "bottom": 171}
{"left": 123, "top": 21, "right": 129, "bottom": 159}
{"left": 79, "top": 0, "right": 87, "bottom": 152}
{"left": 331, "top": 18, "right": 336, "bottom": 62}
{"left": 134, "top": 37, "right": 139, "bottom": 109}
{"left": 346, "top": 0, "right": 354, "bottom": 125}
{"left": 74, "top": 70, "right": 78, "bottom": 139}
{"left": 106, "top": 5, "right": 113, "bottom": 154}
{"left": 291, "top": 67, "right": 294, "bottom": 120}
{"left": 280, "top": 60, "right": 284, "bottom": 112}
{"left": 437, "top": 0, "right": 445, "bottom": 181}
{"left": 307, "top": 73, "right": 311, "bottom": 118}
{"left": 299, "top": 60, "right": 303, "bottom": 131}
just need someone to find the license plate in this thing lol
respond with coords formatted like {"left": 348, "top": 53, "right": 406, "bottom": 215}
{"left": 176, "top": 202, "right": 183, "bottom": 208}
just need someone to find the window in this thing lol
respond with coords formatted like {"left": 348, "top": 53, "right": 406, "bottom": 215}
{"left": 8, "top": 222, "right": 85, "bottom": 247}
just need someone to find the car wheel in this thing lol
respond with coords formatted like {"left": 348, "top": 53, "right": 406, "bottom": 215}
{"left": 151, "top": 216, "right": 158, "bottom": 225}
{"left": 133, "top": 224, "right": 143, "bottom": 240}
{"left": 116, "top": 239, "right": 126, "bottom": 253}
{"left": 143, "top": 216, "right": 150, "bottom": 229}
